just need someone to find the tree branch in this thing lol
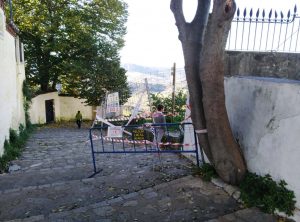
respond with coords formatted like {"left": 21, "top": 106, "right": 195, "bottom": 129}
{"left": 170, "top": 0, "right": 186, "bottom": 40}
{"left": 191, "top": 0, "right": 211, "bottom": 25}
{"left": 213, "top": 0, "right": 236, "bottom": 25}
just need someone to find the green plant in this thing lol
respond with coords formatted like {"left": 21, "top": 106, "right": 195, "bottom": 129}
{"left": 0, "top": 81, "right": 34, "bottom": 173}
{"left": 22, "top": 80, "right": 33, "bottom": 126}
{"left": 151, "top": 90, "right": 187, "bottom": 123}
{"left": 9, "top": 129, "right": 18, "bottom": 144}
{"left": 239, "top": 172, "right": 296, "bottom": 216}
{"left": 193, "top": 163, "right": 217, "bottom": 181}
{"left": 0, "top": 125, "right": 35, "bottom": 173}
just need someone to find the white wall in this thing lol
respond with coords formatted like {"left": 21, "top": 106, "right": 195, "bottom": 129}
{"left": 225, "top": 76, "right": 300, "bottom": 209}
{"left": 59, "top": 96, "right": 93, "bottom": 121}
{"left": 29, "top": 92, "right": 94, "bottom": 124}
{"left": 29, "top": 92, "right": 60, "bottom": 124}
{"left": 0, "top": 8, "right": 26, "bottom": 156}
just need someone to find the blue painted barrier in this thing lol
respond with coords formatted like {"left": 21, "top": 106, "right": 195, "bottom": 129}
{"left": 89, "top": 122, "right": 203, "bottom": 174}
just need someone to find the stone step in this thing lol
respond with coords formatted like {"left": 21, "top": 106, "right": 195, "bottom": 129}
{"left": 1, "top": 153, "right": 191, "bottom": 192}
{"left": 1, "top": 126, "right": 281, "bottom": 222}
{"left": 204, "top": 208, "right": 279, "bottom": 222}
{"left": 0, "top": 165, "right": 93, "bottom": 192}
{"left": 0, "top": 161, "right": 192, "bottom": 221}
{"left": 3, "top": 176, "right": 241, "bottom": 222}
{"left": 10, "top": 153, "right": 92, "bottom": 171}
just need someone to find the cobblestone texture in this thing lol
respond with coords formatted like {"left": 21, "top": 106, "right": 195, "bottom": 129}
{"left": 0, "top": 125, "right": 279, "bottom": 221}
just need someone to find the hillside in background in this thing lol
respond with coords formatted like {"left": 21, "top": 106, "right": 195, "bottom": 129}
{"left": 123, "top": 63, "right": 172, "bottom": 93}
{"left": 122, "top": 64, "right": 170, "bottom": 75}
{"left": 121, "top": 64, "right": 188, "bottom": 114}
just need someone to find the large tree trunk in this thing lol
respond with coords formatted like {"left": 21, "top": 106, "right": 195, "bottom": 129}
{"left": 171, "top": 0, "right": 246, "bottom": 185}
{"left": 200, "top": 0, "right": 246, "bottom": 184}
{"left": 171, "top": 0, "right": 213, "bottom": 161}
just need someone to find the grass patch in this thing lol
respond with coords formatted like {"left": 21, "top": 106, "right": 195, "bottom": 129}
{"left": 192, "top": 163, "right": 217, "bottom": 181}
{"left": 0, "top": 124, "right": 35, "bottom": 173}
{"left": 37, "top": 120, "right": 93, "bottom": 128}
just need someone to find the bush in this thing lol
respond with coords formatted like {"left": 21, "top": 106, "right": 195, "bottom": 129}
{"left": 239, "top": 172, "right": 296, "bottom": 216}
{"left": 22, "top": 80, "right": 33, "bottom": 126}
{"left": 0, "top": 141, "right": 12, "bottom": 171}
{"left": 151, "top": 90, "right": 187, "bottom": 123}
{"left": 9, "top": 129, "right": 18, "bottom": 144}
{"left": 192, "top": 164, "right": 296, "bottom": 216}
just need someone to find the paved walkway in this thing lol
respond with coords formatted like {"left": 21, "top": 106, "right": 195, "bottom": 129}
{"left": 0, "top": 125, "right": 278, "bottom": 221}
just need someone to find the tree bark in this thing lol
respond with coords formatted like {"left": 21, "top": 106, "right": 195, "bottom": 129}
{"left": 200, "top": 0, "right": 246, "bottom": 184}
{"left": 171, "top": 0, "right": 246, "bottom": 185}
{"left": 171, "top": 0, "right": 213, "bottom": 161}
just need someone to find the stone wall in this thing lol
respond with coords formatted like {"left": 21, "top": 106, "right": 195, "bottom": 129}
{"left": 225, "top": 51, "right": 300, "bottom": 80}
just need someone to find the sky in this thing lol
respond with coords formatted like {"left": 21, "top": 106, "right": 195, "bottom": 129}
{"left": 120, "top": 0, "right": 298, "bottom": 68}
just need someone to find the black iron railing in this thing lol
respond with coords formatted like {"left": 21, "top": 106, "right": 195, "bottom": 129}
{"left": 227, "top": 5, "right": 300, "bottom": 52}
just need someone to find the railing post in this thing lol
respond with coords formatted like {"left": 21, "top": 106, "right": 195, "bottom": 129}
{"left": 89, "top": 128, "right": 97, "bottom": 173}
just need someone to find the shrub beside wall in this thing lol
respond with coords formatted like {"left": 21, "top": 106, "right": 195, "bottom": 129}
{"left": 240, "top": 172, "right": 296, "bottom": 216}
{"left": 0, "top": 125, "right": 34, "bottom": 173}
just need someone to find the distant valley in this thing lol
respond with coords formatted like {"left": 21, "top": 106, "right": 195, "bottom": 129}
{"left": 123, "top": 63, "right": 172, "bottom": 93}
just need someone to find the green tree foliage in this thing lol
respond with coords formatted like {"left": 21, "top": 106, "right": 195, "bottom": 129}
{"left": 12, "top": 0, "right": 130, "bottom": 105}
{"left": 151, "top": 90, "right": 187, "bottom": 122}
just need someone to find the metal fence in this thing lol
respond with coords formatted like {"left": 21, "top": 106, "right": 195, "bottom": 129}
{"left": 89, "top": 122, "right": 204, "bottom": 174}
{"left": 227, "top": 5, "right": 300, "bottom": 52}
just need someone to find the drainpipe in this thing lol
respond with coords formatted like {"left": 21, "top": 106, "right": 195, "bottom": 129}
{"left": 9, "top": 0, "right": 13, "bottom": 22}
{"left": 7, "top": 0, "right": 19, "bottom": 34}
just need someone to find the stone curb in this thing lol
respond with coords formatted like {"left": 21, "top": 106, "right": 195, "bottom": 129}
{"left": 210, "top": 178, "right": 299, "bottom": 221}
{"left": 276, "top": 208, "right": 300, "bottom": 222}
{"left": 211, "top": 178, "right": 241, "bottom": 202}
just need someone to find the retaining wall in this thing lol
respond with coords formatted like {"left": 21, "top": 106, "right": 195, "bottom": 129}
{"left": 225, "top": 76, "right": 300, "bottom": 210}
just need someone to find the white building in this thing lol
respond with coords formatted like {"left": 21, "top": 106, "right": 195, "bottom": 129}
{"left": 0, "top": 0, "right": 26, "bottom": 156}
{"left": 29, "top": 92, "right": 94, "bottom": 124}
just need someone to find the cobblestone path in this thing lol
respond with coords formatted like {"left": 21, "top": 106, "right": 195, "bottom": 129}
{"left": 0, "top": 125, "right": 278, "bottom": 221}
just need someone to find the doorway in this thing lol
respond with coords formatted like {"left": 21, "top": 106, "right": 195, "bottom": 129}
{"left": 45, "top": 99, "right": 55, "bottom": 123}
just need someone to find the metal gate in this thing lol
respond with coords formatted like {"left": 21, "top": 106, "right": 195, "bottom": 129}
{"left": 89, "top": 122, "right": 203, "bottom": 174}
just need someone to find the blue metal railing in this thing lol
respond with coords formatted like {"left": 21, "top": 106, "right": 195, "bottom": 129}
{"left": 89, "top": 122, "right": 203, "bottom": 174}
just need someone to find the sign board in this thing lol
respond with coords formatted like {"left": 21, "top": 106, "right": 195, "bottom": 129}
{"left": 106, "top": 92, "right": 120, "bottom": 114}
{"left": 125, "top": 93, "right": 143, "bottom": 126}
{"left": 107, "top": 126, "right": 123, "bottom": 138}
{"left": 133, "top": 129, "right": 145, "bottom": 141}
